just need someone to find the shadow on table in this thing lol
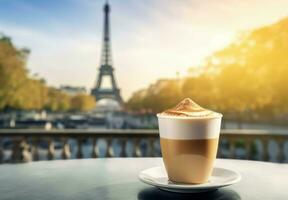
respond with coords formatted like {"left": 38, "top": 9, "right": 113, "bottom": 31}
{"left": 138, "top": 187, "right": 241, "bottom": 200}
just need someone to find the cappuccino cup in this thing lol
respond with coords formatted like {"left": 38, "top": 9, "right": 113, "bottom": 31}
{"left": 157, "top": 98, "right": 222, "bottom": 184}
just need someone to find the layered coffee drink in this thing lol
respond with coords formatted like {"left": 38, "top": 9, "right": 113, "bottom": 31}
{"left": 157, "top": 98, "right": 222, "bottom": 184}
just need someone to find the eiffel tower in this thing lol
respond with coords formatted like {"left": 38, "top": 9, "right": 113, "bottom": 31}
{"left": 91, "top": 1, "right": 123, "bottom": 105}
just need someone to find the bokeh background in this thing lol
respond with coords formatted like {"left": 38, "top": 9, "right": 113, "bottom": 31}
{"left": 0, "top": 0, "right": 288, "bottom": 163}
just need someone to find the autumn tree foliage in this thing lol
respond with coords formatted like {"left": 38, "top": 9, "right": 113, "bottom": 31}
{"left": 0, "top": 34, "right": 95, "bottom": 112}
{"left": 127, "top": 17, "right": 288, "bottom": 119}
{"left": 70, "top": 94, "right": 96, "bottom": 112}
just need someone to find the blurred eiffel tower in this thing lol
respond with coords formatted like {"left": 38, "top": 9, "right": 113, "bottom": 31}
{"left": 91, "top": 1, "right": 123, "bottom": 105}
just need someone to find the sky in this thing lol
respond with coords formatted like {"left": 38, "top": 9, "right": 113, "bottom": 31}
{"left": 0, "top": 0, "right": 288, "bottom": 100}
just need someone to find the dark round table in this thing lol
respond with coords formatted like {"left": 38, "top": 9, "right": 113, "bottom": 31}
{"left": 0, "top": 158, "right": 287, "bottom": 200}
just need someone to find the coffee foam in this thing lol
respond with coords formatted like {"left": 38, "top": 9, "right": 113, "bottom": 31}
{"left": 158, "top": 117, "right": 221, "bottom": 139}
{"left": 157, "top": 98, "right": 222, "bottom": 139}
{"left": 158, "top": 98, "right": 221, "bottom": 118}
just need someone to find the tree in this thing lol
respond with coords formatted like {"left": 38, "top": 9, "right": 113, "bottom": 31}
{"left": 45, "top": 88, "right": 70, "bottom": 112}
{"left": 70, "top": 94, "right": 96, "bottom": 112}
{"left": 127, "top": 16, "right": 288, "bottom": 121}
{"left": 0, "top": 35, "right": 29, "bottom": 110}
{"left": 0, "top": 34, "right": 97, "bottom": 113}
{"left": 127, "top": 79, "right": 182, "bottom": 113}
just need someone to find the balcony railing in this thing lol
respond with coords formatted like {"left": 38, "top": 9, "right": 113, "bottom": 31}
{"left": 0, "top": 129, "right": 287, "bottom": 163}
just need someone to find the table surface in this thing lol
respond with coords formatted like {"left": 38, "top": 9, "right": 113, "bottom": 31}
{"left": 0, "top": 158, "right": 287, "bottom": 200}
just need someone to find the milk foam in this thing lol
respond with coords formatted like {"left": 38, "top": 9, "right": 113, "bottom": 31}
{"left": 157, "top": 98, "right": 222, "bottom": 139}
{"left": 158, "top": 98, "right": 221, "bottom": 118}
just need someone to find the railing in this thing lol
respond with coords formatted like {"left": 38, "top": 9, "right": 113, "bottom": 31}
{"left": 0, "top": 129, "right": 287, "bottom": 163}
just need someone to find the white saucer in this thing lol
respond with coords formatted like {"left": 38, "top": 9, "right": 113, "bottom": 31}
{"left": 139, "top": 166, "right": 241, "bottom": 193}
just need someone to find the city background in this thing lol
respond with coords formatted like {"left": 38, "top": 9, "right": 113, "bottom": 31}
{"left": 0, "top": 0, "right": 287, "bottom": 163}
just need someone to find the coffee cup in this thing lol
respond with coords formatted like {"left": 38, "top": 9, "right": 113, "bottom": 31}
{"left": 157, "top": 98, "right": 222, "bottom": 184}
